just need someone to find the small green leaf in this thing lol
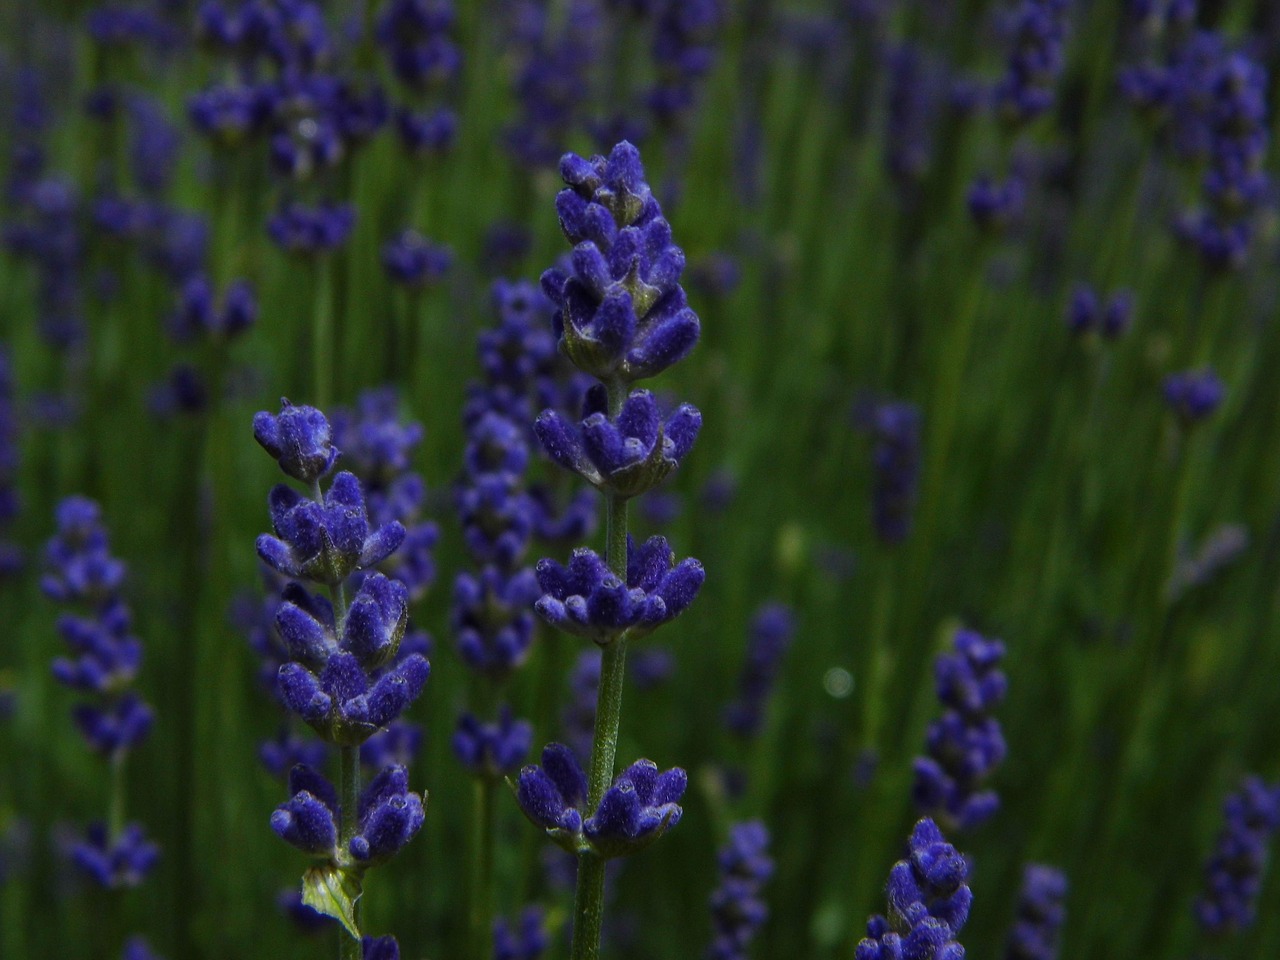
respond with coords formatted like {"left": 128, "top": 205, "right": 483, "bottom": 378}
{"left": 301, "top": 863, "right": 363, "bottom": 940}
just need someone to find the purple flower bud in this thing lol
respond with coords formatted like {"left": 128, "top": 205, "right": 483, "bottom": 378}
{"left": 707, "top": 821, "right": 773, "bottom": 960}
{"left": 382, "top": 229, "right": 453, "bottom": 288}
{"left": 516, "top": 744, "right": 685, "bottom": 858}
{"left": 543, "top": 142, "right": 701, "bottom": 382}
{"left": 253, "top": 399, "right": 339, "bottom": 484}
{"left": 350, "top": 764, "right": 427, "bottom": 864}
{"left": 362, "top": 936, "right": 400, "bottom": 960}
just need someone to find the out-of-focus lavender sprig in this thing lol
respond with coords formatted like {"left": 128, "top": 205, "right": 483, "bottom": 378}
{"left": 707, "top": 820, "right": 773, "bottom": 960}
{"left": 991, "top": 0, "right": 1071, "bottom": 128}
{"left": 1064, "top": 283, "right": 1134, "bottom": 341}
{"left": 912, "top": 629, "right": 1008, "bottom": 833}
{"left": 493, "top": 905, "right": 550, "bottom": 960}
{"left": 1163, "top": 367, "right": 1225, "bottom": 425}
{"left": 1004, "top": 864, "right": 1067, "bottom": 960}
{"left": 854, "top": 818, "right": 971, "bottom": 960}
{"left": 1166, "top": 522, "right": 1248, "bottom": 601}
{"left": 501, "top": 0, "right": 603, "bottom": 170}
{"left": 1194, "top": 776, "right": 1280, "bottom": 936}
{"left": 723, "top": 604, "right": 795, "bottom": 740}
{"left": 42, "top": 497, "right": 159, "bottom": 894}
{"left": 857, "top": 400, "right": 921, "bottom": 547}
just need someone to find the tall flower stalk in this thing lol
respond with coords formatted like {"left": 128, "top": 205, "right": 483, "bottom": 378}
{"left": 253, "top": 400, "right": 430, "bottom": 957}
{"left": 514, "top": 141, "right": 705, "bottom": 960}
{"left": 42, "top": 497, "right": 158, "bottom": 948}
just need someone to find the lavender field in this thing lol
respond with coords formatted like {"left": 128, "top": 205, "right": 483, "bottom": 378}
{"left": 1, "top": 1, "right": 1279, "bottom": 959}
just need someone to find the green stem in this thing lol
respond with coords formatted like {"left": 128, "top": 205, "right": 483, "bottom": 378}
{"left": 339, "top": 745, "right": 362, "bottom": 960}
{"left": 470, "top": 777, "right": 496, "bottom": 960}
{"left": 108, "top": 751, "right": 126, "bottom": 842}
{"left": 569, "top": 379, "right": 631, "bottom": 960}
{"left": 330, "top": 581, "right": 359, "bottom": 957}
{"left": 313, "top": 258, "right": 335, "bottom": 409}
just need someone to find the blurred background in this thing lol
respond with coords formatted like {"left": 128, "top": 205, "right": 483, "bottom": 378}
{"left": 1, "top": 0, "right": 1280, "bottom": 958}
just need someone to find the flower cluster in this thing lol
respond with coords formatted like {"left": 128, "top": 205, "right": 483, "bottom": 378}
{"left": 1163, "top": 367, "right": 1225, "bottom": 425}
{"left": 1064, "top": 283, "right": 1133, "bottom": 340}
{"left": 647, "top": 0, "right": 725, "bottom": 131}
{"left": 861, "top": 401, "right": 922, "bottom": 546}
{"left": 707, "top": 821, "right": 774, "bottom": 960}
{"left": 254, "top": 400, "right": 430, "bottom": 743}
{"left": 539, "top": 142, "right": 701, "bottom": 384}
{"left": 377, "top": 0, "right": 462, "bottom": 157}
{"left": 1194, "top": 776, "right": 1280, "bottom": 936}
{"left": 523, "top": 142, "right": 704, "bottom": 906}
{"left": 515, "top": 743, "right": 686, "bottom": 859}
{"left": 42, "top": 498, "right": 158, "bottom": 890}
{"left": 723, "top": 604, "right": 796, "bottom": 739}
{"left": 167, "top": 274, "right": 258, "bottom": 345}
{"left": 534, "top": 534, "right": 704, "bottom": 645}
{"left": 913, "top": 629, "right": 1008, "bottom": 832}
{"left": 272, "top": 763, "right": 425, "bottom": 866}
{"left": 501, "top": 0, "right": 602, "bottom": 169}
{"left": 1004, "top": 864, "right": 1068, "bottom": 960}
{"left": 855, "top": 819, "right": 971, "bottom": 960}
{"left": 1174, "top": 51, "right": 1271, "bottom": 270}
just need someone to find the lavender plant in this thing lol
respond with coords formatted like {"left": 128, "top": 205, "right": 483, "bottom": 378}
{"left": 42, "top": 497, "right": 158, "bottom": 945}
{"left": 514, "top": 141, "right": 704, "bottom": 960}
{"left": 253, "top": 399, "right": 429, "bottom": 955}
{"left": 913, "top": 629, "right": 1008, "bottom": 832}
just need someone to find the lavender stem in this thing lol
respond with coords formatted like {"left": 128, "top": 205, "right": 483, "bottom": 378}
{"left": 571, "top": 380, "right": 631, "bottom": 960}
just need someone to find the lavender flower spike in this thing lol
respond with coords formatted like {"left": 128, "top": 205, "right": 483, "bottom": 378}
{"left": 1004, "top": 864, "right": 1067, "bottom": 960}
{"left": 855, "top": 819, "right": 971, "bottom": 960}
{"left": 707, "top": 821, "right": 774, "bottom": 960}
{"left": 541, "top": 142, "right": 700, "bottom": 383}
{"left": 534, "top": 535, "right": 704, "bottom": 645}
{"left": 514, "top": 743, "right": 686, "bottom": 859}
{"left": 1194, "top": 776, "right": 1280, "bottom": 936}
{"left": 913, "top": 628, "right": 1008, "bottom": 832}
